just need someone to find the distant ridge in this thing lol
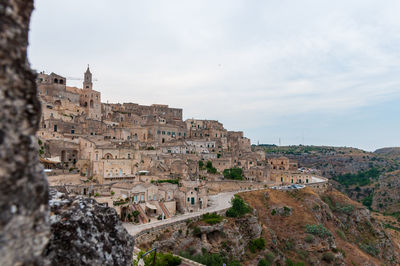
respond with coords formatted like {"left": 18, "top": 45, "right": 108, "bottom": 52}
{"left": 374, "top": 147, "right": 400, "bottom": 156}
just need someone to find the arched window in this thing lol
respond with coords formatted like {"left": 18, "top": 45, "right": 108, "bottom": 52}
{"left": 59, "top": 79, "right": 64, "bottom": 84}
{"left": 90, "top": 100, "right": 94, "bottom": 108}
{"left": 54, "top": 78, "right": 58, "bottom": 83}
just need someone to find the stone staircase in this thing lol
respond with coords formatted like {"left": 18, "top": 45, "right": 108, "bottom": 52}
{"left": 133, "top": 204, "right": 149, "bottom": 223}
{"left": 158, "top": 201, "right": 171, "bottom": 219}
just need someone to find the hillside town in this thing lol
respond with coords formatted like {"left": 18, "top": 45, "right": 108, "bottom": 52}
{"left": 37, "top": 66, "right": 328, "bottom": 224}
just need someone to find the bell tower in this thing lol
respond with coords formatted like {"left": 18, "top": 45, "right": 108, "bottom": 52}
{"left": 83, "top": 65, "right": 93, "bottom": 90}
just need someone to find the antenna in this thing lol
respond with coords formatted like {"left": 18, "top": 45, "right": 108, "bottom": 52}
{"left": 279, "top": 138, "right": 281, "bottom": 146}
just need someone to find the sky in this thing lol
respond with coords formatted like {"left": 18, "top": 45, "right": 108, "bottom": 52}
{"left": 28, "top": 0, "right": 400, "bottom": 151}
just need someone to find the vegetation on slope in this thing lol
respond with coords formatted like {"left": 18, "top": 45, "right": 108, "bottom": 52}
{"left": 223, "top": 168, "right": 244, "bottom": 180}
{"left": 151, "top": 188, "right": 400, "bottom": 265}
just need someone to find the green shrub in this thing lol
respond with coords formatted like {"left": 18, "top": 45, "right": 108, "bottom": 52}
{"left": 136, "top": 251, "right": 181, "bottom": 266}
{"left": 111, "top": 191, "right": 115, "bottom": 195}
{"left": 335, "top": 204, "right": 355, "bottom": 214}
{"left": 202, "top": 213, "right": 223, "bottom": 224}
{"left": 223, "top": 168, "right": 244, "bottom": 180}
{"left": 199, "top": 160, "right": 204, "bottom": 169}
{"left": 249, "top": 237, "right": 266, "bottom": 253}
{"left": 360, "top": 243, "right": 379, "bottom": 257}
{"left": 94, "top": 193, "right": 99, "bottom": 197}
{"left": 332, "top": 168, "right": 380, "bottom": 187}
{"left": 362, "top": 194, "right": 373, "bottom": 208}
{"left": 305, "top": 224, "right": 331, "bottom": 237}
{"left": 304, "top": 234, "right": 314, "bottom": 243}
{"left": 227, "top": 261, "right": 242, "bottom": 266}
{"left": 151, "top": 179, "right": 179, "bottom": 185}
{"left": 322, "top": 252, "right": 335, "bottom": 263}
{"left": 226, "top": 195, "right": 251, "bottom": 218}
{"left": 258, "top": 259, "right": 268, "bottom": 266}
{"left": 336, "top": 229, "right": 346, "bottom": 240}
{"left": 193, "top": 227, "right": 201, "bottom": 236}
{"left": 265, "top": 252, "right": 275, "bottom": 264}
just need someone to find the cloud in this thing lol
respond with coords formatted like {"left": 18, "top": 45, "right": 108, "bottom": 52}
{"left": 29, "top": 0, "right": 400, "bottom": 149}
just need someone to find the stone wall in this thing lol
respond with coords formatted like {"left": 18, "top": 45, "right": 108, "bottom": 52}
{"left": 207, "top": 180, "right": 266, "bottom": 194}
{"left": 134, "top": 208, "right": 229, "bottom": 245}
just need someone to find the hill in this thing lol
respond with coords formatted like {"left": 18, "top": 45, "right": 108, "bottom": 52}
{"left": 375, "top": 147, "right": 400, "bottom": 158}
{"left": 255, "top": 145, "right": 400, "bottom": 217}
{"left": 150, "top": 188, "right": 400, "bottom": 265}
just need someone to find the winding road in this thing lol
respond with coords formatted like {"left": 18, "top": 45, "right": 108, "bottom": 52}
{"left": 123, "top": 191, "right": 237, "bottom": 236}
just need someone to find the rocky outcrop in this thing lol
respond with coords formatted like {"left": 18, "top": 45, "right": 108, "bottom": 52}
{"left": 43, "top": 190, "right": 135, "bottom": 266}
{"left": 0, "top": 1, "right": 50, "bottom": 265}
{"left": 154, "top": 215, "right": 262, "bottom": 258}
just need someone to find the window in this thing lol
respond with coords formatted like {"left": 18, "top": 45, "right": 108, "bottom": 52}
{"left": 53, "top": 125, "right": 57, "bottom": 132}
{"left": 187, "top": 197, "right": 190, "bottom": 202}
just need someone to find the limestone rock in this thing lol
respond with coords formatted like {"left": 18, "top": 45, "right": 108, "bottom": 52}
{"left": 0, "top": 1, "right": 50, "bottom": 265}
{"left": 43, "top": 190, "right": 135, "bottom": 266}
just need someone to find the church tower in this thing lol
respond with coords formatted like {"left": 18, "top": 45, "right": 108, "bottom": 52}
{"left": 83, "top": 65, "right": 93, "bottom": 90}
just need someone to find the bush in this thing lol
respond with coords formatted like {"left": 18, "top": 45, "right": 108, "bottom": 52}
{"left": 332, "top": 168, "right": 380, "bottom": 187}
{"left": 286, "top": 259, "right": 305, "bottom": 266}
{"left": 265, "top": 252, "right": 275, "bottom": 264}
{"left": 223, "top": 168, "right": 244, "bottom": 180}
{"left": 360, "top": 243, "right": 379, "bottom": 257}
{"left": 202, "top": 213, "right": 223, "bottom": 224}
{"left": 94, "top": 193, "right": 99, "bottom": 197}
{"left": 193, "top": 227, "right": 201, "bottom": 236}
{"left": 304, "top": 234, "right": 314, "bottom": 243}
{"left": 199, "top": 160, "right": 205, "bottom": 169}
{"left": 135, "top": 251, "right": 181, "bottom": 266}
{"left": 336, "top": 229, "right": 346, "bottom": 240}
{"left": 111, "top": 191, "right": 115, "bottom": 195}
{"left": 362, "top": 194, "right": 373, "bottom": 208}
{"left": 305, "top": 224, "right": 331, "bottom": 237}
{"left": 151, "top": 179, "right": 179, "bottom": 185}
{"left": 249, "top": 237, "right": 266, "bottom": 253}
{"left": 335, "top": 204, "right": 355, "bottom": 214}
{"left": 226, "top": 195, "right": 251, "bottom": 218}
{"left": 258, "top": 259, "right": 268, "bottom": 266}
{"left": 322, "top": 252, "right": 335, "bottom": 262}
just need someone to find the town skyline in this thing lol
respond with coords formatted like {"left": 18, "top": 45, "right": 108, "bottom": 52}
{"left": 28, "top": 0, "right": 400, "bottom": 151}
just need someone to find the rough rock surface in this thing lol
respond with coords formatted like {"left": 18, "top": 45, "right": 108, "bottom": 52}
{"left": 43, "top": 190, "right": 135, "bottom": 266}
{"left": 0, "top": 1, "right": 50, "bottom": 265}
{"left": 154, "top": 215, "right": 262, "bottom": 258}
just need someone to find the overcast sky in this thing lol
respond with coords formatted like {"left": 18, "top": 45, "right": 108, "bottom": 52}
{"left": 28, "top": 0, "right": 400, "bottom": 151}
